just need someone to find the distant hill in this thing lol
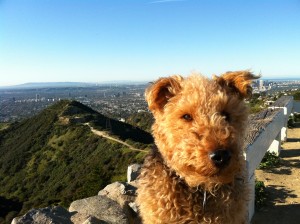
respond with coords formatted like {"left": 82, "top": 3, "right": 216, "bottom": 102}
{"left": 0, "top": 81, "right": 150, "bottom": 89}
{"left": 0, "top": 100, "right": 153, "bottom": 223}
{"left": 0, "top": 82, "right": 96, "bottom": 89}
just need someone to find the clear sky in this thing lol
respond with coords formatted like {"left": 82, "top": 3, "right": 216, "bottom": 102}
{"left": 1, "top": 0, "right": 300, "bottom": 86}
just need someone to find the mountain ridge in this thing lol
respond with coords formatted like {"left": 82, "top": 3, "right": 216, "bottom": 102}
{"left": 0, "top": 100, "right": 153, "bottom": 224}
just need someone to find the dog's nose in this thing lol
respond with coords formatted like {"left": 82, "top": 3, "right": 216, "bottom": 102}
{"left": 209, "top": 149, "right": 231, "bottom": 168}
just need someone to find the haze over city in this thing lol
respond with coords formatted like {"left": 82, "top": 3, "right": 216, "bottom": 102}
{"left": 1, "top": 0, "right": 300, "bottom": 86}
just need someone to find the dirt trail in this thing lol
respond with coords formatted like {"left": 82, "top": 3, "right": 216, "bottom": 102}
{"left": 85, "top": 123, "right": 145, "bottom": 152}
{"left": 251, "top": 123, "right": 300, "bottom": 224}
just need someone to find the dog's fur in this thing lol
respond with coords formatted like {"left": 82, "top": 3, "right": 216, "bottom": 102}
{"left": 137, "top": 71, "right": 259, "bottom": 223}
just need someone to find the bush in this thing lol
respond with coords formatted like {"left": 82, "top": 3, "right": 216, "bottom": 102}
{"left": 259, "top": 151, "right": 280, "bottom": 169}
{"left": 293, "top": 91, "right": 300, "bottom": 100}
{"left": 288, "top": 115, "right": 295, "bottom": 128}
{"left": 249, "top": 98, "right": 264, "bottom": 114}
{"left": 255, "top": 180, "right": 267, "bottom": 209}
{"left": 294, "top": 113, "right": 300, "bottom": 122}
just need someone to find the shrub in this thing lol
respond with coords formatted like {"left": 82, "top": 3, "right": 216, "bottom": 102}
{"left": 293, "top": 91, "right": 300, "bottom": 100}
{"left": 294, "top": 113, "right": 300, "bottom": 122}
{"left": 259, "top": 151, "right": 280, "bottom": 169}
{"left": 288, "top": 115, "right": 295, "bottom": 128}
{"left": 255, "top": 180, "right": 267, "bottom": 209}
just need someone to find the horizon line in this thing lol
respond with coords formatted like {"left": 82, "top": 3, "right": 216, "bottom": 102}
{"left": 1, "top": 77, "right": 300, "bottom": 88}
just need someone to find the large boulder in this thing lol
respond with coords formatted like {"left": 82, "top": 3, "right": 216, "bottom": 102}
{"left": 11, "top": 206, "right": 72, "bottom": 224}
{"left": 98, "top": 181, "right": 140, "bottom": 223}
{"left": 69, "top": 195, "right": 128, "bottom": 224}
{"left": 98, "top": 182, "right": 137, "bottom": 208}
{"left": 71, "top": 214, "right": 106, "bottom": 224}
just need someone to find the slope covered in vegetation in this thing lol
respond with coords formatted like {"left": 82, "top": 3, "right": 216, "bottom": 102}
{"left": 0, "top": 100, "right": 153, "bottom": 223}
{"left": 126, "top": 111, "right": 154, "bottom": 133}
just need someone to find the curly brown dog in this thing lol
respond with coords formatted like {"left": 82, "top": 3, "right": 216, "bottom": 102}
{"left": 137, "top": 71, "right": 259, "bottom": 224}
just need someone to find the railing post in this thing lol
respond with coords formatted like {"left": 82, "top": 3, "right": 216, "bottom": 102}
{"left": 281, "top": 126, "right": 287, "bottom": 142}
{"left": 267, "top": 132, "right": 281, "bottom": 156}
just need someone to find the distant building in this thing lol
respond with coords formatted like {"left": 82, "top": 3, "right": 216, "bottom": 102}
{"left": 36, "top": 94, "right": 40, "bottom": 102}
{"left": 259, "top": 80, "right": 264, "bottom": 91}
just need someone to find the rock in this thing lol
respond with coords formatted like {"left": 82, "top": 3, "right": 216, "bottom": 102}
{"left": 127, "top": 164, "right": 141, "bottom": 182}
{"left": 69, "top": 212, "right": 91, "bottom": 224}
{"left": 98, "top": 182, "right": 141, "bottom": 224}
{"left": 11, "top": 165, "right": 143, "bottom": 224}
{"left": 11, "top": 206, "right": 72, "bottom": 224}
{"left": 81, "top": 216, "right": 107, "bottom": 224}
{"left": 70, "top": 212, "right": 106, "bottom": 224}
{"left": 69, "top": 195, "right": 128, "bottom": 224}
{"left": 98, "top": 182, "right": 137, "bottom": 208}
{"left": 128, "top": 202, "right": 138, "bottom": 213}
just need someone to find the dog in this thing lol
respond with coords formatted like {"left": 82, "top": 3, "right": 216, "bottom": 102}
{"left": 137, "top": 71, "right": 259, "bottom": 223}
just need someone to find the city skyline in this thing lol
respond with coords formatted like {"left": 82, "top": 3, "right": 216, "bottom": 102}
{"left": 1, "top": 0, "right": 300, "bottom": 86}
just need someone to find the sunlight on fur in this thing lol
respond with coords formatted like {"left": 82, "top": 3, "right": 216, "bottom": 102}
{"left": 137, "top": 71, "right": 260, "bottom": 224}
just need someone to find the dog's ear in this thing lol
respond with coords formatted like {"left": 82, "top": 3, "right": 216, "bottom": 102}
{"left": 145, "top": 75, "right": 183, "bottom": 114}
{"left": 214, "top": 71, "right": 260, "bottom": 99}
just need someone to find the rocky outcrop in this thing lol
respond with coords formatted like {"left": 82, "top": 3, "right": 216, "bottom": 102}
{"left": 98, "top": 181, "right": 140, "bottom": 223}
{"left": 11, "top": 206, "right": 73, "bottom": 224}
{"left": 69, "top": 195, "right": 128, "bottom": 224}
{"left": 11, "top": 164, "right": 142, "bottom": 224}
{"left": 99, "top": 182, "right": 137, "bottom": 208}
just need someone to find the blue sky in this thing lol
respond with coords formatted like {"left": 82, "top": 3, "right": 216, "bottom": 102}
{"left": 1, "top": 0, "right": 300, "bottom": 86}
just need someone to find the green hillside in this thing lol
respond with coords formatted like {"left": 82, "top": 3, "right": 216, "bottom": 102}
{"left": 0, "top": 100, "right": 153, "bottom": 223}
{"left": 126, "top": 111, "right": 154, "bottom": 133}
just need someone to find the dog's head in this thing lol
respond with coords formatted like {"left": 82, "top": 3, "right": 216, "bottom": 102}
{"left": 146, "top": 71, "right": 259, "bottom": 189}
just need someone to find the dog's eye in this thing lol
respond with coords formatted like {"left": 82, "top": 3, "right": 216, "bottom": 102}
{"left": 182, "top": 114, "right": 193, "bottom": 121}
{"left": 221, "top": 111, "right": 230, "bottom": 122}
